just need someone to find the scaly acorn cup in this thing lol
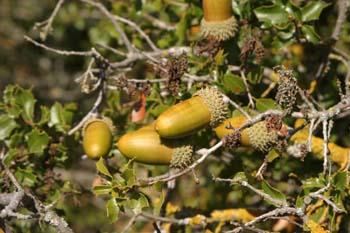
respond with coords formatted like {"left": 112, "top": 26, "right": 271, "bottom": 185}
{"left": 155, "top": 87, "right": 228, "bottom": 139}
{"left": 214, "top": 116, "right": 285, "bottom": 152}
{"left": 116, "top": 128, "right": 194, "bottom": 169}
{"left": 291, "top": 119, "right": 349, "bottom": 170}
{"left": 200, "top": 0, "right": 238, "bottom": 41}
{"left": 83, "top": 117, "right": 114, "bottom": 160}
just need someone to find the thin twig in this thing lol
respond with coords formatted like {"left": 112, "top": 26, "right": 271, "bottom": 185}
{"left": 240, "top": 70, "right": 255, "bottom": 109}
{"left": 80, "top": 0, "right": 134, "bottom": 52}
{"left": 25, "top": 35, "right": 93, "bottom": 56}
{"left": 113, "top": 15, "right": 159, "bottom": 51}
{"left": 34, "top": 0, "right": 65, "bottom": 41}
{"left": 68, "top": 88, "right": 104, "bottom": 135}
{"left": 213, "top": 177, "right": 287, "bottom": 207}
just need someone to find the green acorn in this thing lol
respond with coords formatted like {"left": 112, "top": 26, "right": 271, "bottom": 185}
{"left": 83, "top": 117, "right": 114, "bottom": 160}
{"left": 116, "top": 127, "right": 193, "bottom": 168}
{"left": 155, "top": 87, "right": 228, "bottom": 139}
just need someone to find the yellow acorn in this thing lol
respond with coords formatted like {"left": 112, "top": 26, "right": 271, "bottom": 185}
{"left": 117, "top": 128, "right": 193, "bottom": 169}
{"left": 200, "top": 0, "right": 238, "bottom": 41}
{"left": 214, "top": 116, "right": 285, "bottom": 152}
{"left": 155, "top": 87, "right": 228, "bottom": 139}
{"left": 83, "top": 117, "right": 114, "bottom": 160}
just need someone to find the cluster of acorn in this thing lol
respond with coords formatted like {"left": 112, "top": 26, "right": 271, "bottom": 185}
{"left": 82, "top": 87, "right": 287, "bottom": 169}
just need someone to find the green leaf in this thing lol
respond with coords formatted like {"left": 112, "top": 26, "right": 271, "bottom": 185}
{"left": 301, "top": 1, "right": 331, "bottom": 22}
{"left": 285, "top": 1, "right": 302, "bottom": 21}
{"left": 96, "top": 157, "right": 113, "bottom": 178}
{"left": 247, "top": 65, "right": 263, "bottom": 84}
{"left": 3, "top": 85, "right": 36, "bottom": 122}
{"left": 16, "top": 88, "right": 36, "bottom": 123}
{"left": 26, "top": 129, "right": 51, "bottom": 155}
{"left": 256, "top": 98, "right": 280, "bottom": 112}
{"left": 332, "top": 171, "right": 348, "bottom": 190}
{"left": 301, "top": 25, "right": 320, "bottom": 44}
{"left": 49, "top": 102, "right": 76, "bottom": 133}
{"left": 261, "top": 180, "right": 287, "bottom": 207}
{"left": 38, "top": 106, "right": 50, "bottom": 125}
{"left": 15, "top": 167, "right": 38, "bottom": 187}
{"left": 123, "top": 166, "right": 136, "bottom": 187}
{"left": 49, "top": 102, "right": 66, "bottom": 132}
{"left": 233, "top": 172, "right": 247, "bottom": 182}
{"left": 302, "top": 175, "right": 326, "bottom": 194}
{"left": 0, "top": 115, "right": 17, "bottom": 140}
{"left": 93, "top": 185, "right": 112, "bottom": 196}
{"left": 254, "top": 5, "right": 289, "bottom": 28}
{"left": 222, "top": 73, "right": 245, "bottom": 94}
{"left": 266, "top": 149, "right": 280, "bottom": 162}
{"left": 106, "top": 198, "right": 120, "bottom": 222}
{"left": 128, "top": 193, "right": 149, "bottom": 214}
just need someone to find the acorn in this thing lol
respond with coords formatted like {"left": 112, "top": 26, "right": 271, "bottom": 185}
{"left": 117, "top": 128, "right": 194, "bottom": 169}
{"left": 155, "top": 87, "right": 228, "bottom": 139}
{"left": 83, "top": 117, "right": 114, "bottom": 160}
{"left": 200, "top": 0, "right": 238, "bottom": 41}
{"left": 214, "top": 116, "right": 284, "bottom": 152}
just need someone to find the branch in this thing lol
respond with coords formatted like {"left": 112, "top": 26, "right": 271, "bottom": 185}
{"left": 34, "top": 0, "right": 65, "bottom": 41}
{"left": 80, "top": 0, "right": 133, "bottom": 52}
{"left": 0, "top": 149, "right": 74, "bottom": 233}
{"left": 213, "top": 177, "right": 287, "bottom": 208}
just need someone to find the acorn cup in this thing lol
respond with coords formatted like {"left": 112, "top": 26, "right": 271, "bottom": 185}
{"left": 116, "top": 127, "right": 194, "bottom": 169}
{"left": 214, "top": 116, "right": 285, "bottom": 152}
{"left": 155, "top": 87, "right": 228, "bottom": 139}
{"left": 83, "top": 117, "right": 114, "bottom": 160}
{"left": 200, "top": 0, "right": 238, "bottom": 41}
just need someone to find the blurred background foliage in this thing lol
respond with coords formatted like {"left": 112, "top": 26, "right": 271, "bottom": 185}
{"left": 1, "top": 0, "right": 350, "bottom": 232}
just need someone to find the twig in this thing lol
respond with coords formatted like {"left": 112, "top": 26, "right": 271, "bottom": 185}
{"left": 24, "top": 35, "right": 93, "bottom": 56}
{"left": 213, "top": 177, "right": 287, "bottom": 208}
{"left": 34, "top": 0, "right": 65, "bottom": 41}
{"left": 331, "top": 0, "right": 348, "bottom": 41}
{"left": 240, "top": 70, "right": 255, "bottom": 109}
{"left": 309, "top": 193, "right": 345, "bottom": 213}
{"left": 68, "top": 88, "right": 104, "bottom": 135}
{"left": 226, "top": 207, "right": 301, "bottom": 233}
{"left": 0, "top": 149, "right": 74, "bottom": 233}
{"left": 222, "top": 94, "right": 251, "bottom": 120}
{"left": 121, "top": 214, "right": 139, "bottom": 233}
{"left": 113, "top": 15, "right": 159, "bottom": 51}
{"left": 138, "top": 141, "right": 223, "bottom": 185}
{"left": 142, "top": 13, "right": 177, "bottom": 31}
{"left": 80, "top": 0, "right": 134, "bottom": 52}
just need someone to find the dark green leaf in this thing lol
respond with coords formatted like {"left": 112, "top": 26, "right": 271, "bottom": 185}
{"left": 106, "top": 198, "right": 120, "bottom": 222}
{"left": 0, "top": 115, "right": 17, "bottom": 140}
{"left": 301, "top": 25, "right": 320, "bottom": 44}
{"left": 254, "top": 5, "right": 289, "bottom": 28}
{"left": 26, "top": 129, "right": 51, "bottom": 155}
{"left": 261, "top": 179, "right": 287, "bottom": 207}
{"left": 256, "top": 98, "right": 280, "bottom": 112}
{"left": 301, "top": 1, "right": 331, "bottom": 22}
{"left": 285, "top": 1, "right": 302, "bottom": 21}
{"left": 96, "top": 157, "right": 113, "bottom": 178}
